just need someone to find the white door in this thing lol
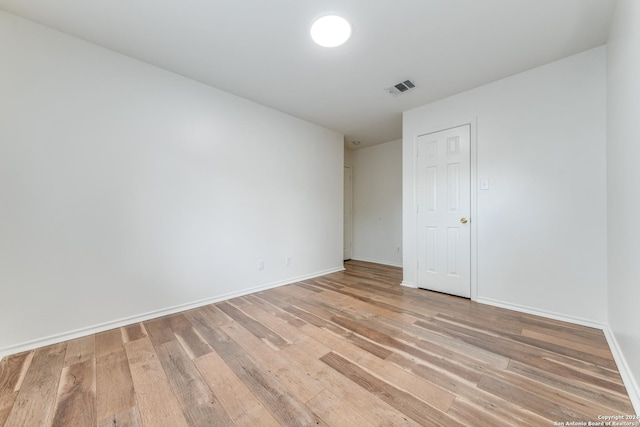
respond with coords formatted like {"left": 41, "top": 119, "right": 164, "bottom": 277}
{"left": 416, "top": 125, "right": 471, "bottom": 297}
{"left": 344, "top": 165, "right": 353, "bottom": 260}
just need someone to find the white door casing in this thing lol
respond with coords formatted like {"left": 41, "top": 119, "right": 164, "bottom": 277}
{"left": 344, "top": 165, "right": 353, "bottom": 261}
{"left": 416, "top": 125, "right": 471, "bottom": 297}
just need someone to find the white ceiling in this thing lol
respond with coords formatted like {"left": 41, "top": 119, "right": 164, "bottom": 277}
{"left": 0, "top": 0, "right": 616, "bottom": 149}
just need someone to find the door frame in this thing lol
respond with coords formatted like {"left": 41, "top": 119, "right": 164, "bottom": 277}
{"left": 343, "top": 164, "right": 353, "bottom": 261}
{"left": 406, "top": 118, "right": 478, "bottom": 300}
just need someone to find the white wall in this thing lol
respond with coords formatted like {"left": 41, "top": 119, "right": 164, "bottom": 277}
{"left": 606, "top": 0, "right": 640, "bottom": 411}
{"left": 344, "top": 147, "right": 354, "bottom": 166}
{"left": 403, "top": 47, "right": 607, "bottom": 324}
{"left": 351, "top": 140, "right": 403, "bottom": 267}
{"left": 0, "top": 11, "right": 343, "bottom": 356}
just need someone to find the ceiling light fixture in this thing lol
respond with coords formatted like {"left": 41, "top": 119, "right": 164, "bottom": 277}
{"left": 310, "top": 15, "right": 351, "bottom": 47}
{"left": 352, "top": 140, "right": 360, "bottom": 146}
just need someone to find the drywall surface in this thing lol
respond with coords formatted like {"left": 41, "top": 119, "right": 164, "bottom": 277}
{"left": 344, "top": 147, "right": 354, "bottom": 166}
{"left": 0, "top": 11, "right": 343, "bottom": 353}
{"left": 606, "top": 0, "right": 640, "bottom": 411}
{"left": 351, "top": 140, "right": 402, "bottom": 267}
{"left": 403, "top": 47, "right": 607, "bottom": 324}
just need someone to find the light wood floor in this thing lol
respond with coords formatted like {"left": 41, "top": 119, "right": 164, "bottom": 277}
{"left": 0, "top": 261, "right": 636, "bottom": 426}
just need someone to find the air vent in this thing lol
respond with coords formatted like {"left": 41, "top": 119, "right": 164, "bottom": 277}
{"left": 386, "top": 79, "right": 417, "bottom": 95}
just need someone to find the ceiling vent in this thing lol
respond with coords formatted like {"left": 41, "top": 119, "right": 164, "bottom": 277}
{"left": 386, "top": 79, "right": 417, "bottom": 95}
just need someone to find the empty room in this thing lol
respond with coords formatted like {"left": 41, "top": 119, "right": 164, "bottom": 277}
{"left": 1, "top": 0, "right": 639, "bottom": 426}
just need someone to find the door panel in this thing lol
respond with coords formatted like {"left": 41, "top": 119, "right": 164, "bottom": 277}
{"left": 417, "top": 125, "right": 471, "bottom": 297}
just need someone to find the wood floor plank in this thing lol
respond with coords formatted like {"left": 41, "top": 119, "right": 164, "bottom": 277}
{"left": 3, "top": 343, "right": 67, "bottom": 427}
{"left": 434, "top": 309, "right": 525, "bottom": 337}
{"left": 306, "top": 389, "right": 376, "bottom": 427}
{"left": 347, "top": 310, "right": 509, "bottom": 376}
{"left": 0, "top": 391, "right": 18, "bottom": 426}
{"left": 0, "top": 352, "right": 34, "bottom": 425}
{"left": 143, "top": 316, "right": 176, "bottom": 348}
{"left": 434, "top": 313, "right": 618, "bottom": 370}
{"left": 216, "top": 302, "right": 290, "bottom": 350}
{"left": 243, "top": 294, "right": 308, "bottom": 328}
{"left": 239, "top": 302, "right": 308, "bottom": 345}
{"left": 413, "top": 330, "right": 511, "bottom": 371}
{"left": 299, "top": 322, "right": 383, "bottom": 363}
{"left": 222, "top": 321, "right": 325, "bottom": 404}
{"left": 155, "top": 340, "right": 234, "bottom": 427}
{"left": 295, "top": 282, "right": 326, "bottom": 293}
{"left": 200, "top": 305, "right": 235, "bottom": 326}
{"left": 521, "top": 328, "right": 614, "bottom": 359}
{"left": 51, "top": 358, "right": 96, "bottom": 427}
{"left": 167, "top": 313, "right": 213, "bottom": 359}
{"left": 64, "top": 335, "right": 95, "bottom": 367}
{"left": 194, "top": 351, "right": 280, "bottom": 426}
{"left": 374, "top": 315, "right": 511, "bottom": 370}
{"left": 0, "top": 351, "right": 33, "bottom": 395}
{"left": 477, "top": 374, "right": 592, "bottom": 422}
{"left": 519, "top": 316, "right": 611, "bottom": 349}
{"left": 303, "top": 279, "right": 437, "bottom": 322}
{"left": 447, "top": 396, "right": 513, "bottom": 427}
{"left": 256, "top": 294, "right": 329, "bottom": 332}
{"left": 312, "top": 285, "right": 426, "bottom": 324}
{"left": 185, "top": 311, "right": 248, "bottom": 361}
{"left": 415, "top": 317, "right": 628, "bottom": 394}
{"left": 96, "top": 348, "right": 135, "bottom": 421}
{"left": 121, "top": 322, "right": 147, "bottom": 344}
{"left": 224, "top": 352, "right": 327, "bottom": 426}
{"left": 283, "top": 339, "right": 422, "bottom": 426}
{"left": 269, "top": 283, "right": 319, "bottom": 300}
{"left": 124, "top": 337, "right": 189, "bottom": 427}
{"left": 332, "top": 315, "right": 483, "bottom": 383}
{"left": 543, "top": 350, "right": 624, "bottom": 385}
{"left": 97, "top": 406, "right": 143, "bottom": 427}
{"left": 181, "top": 306, "right": 234, "bottom": 342}
{"left": 280, "top": 298, "right": 394, "bottom": 359}
{"left": 507, "top": 359, "right": 635, "bottom": 414}
{"left": 386, "top": 352, "right": 551, "bottom": 426}
{"left": 350, "top": 349, "right": 456, "bottom": 412}
{"left": 320, "top": 351, "right": 464, "bottom": 427}
{"left": 486, "top": 363, "right": 618, "bottom": 420}
{"left": 196, "top": 315, "right": 326, "bottom": 425}
{"left": 95, "top": 328, "right": 124, "bottom": 358}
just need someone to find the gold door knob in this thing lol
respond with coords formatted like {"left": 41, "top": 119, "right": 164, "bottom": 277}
{"left": 460, "top": 217, "right": 468, "bottom": 224}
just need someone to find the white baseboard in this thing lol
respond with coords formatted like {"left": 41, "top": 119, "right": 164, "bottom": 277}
{"left": 400, "top": 281, "right": 418, "bottom": 288}
{"left": 0, "top": 266, "right": 345, "bottom": 360}
{"left": 350, "top": 256, "right": 402, "bottom": 268}
{"left": 476, "top": 297, "right": 607, "bottom": 330}
{"left": 477, "top": 297, "right": 640, "bottom": 415}
{"left": 602, "top": 326, "right": 640, "bottom": 415}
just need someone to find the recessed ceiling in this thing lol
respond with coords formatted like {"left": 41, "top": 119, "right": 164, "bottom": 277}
{"left": 0, "top": 0, "right": 616, "bottom": 149}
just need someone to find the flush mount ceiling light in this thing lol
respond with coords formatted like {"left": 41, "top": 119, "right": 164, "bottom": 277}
{"left": 310, "top": 15, "right": 351, "bottom": 47}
